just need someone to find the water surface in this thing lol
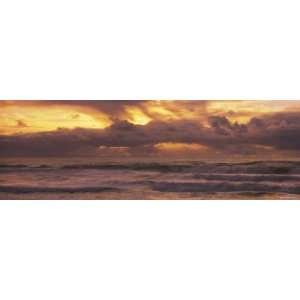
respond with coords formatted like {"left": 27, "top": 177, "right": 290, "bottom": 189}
{"left": 1, "top": 158, "right": 300, "bottom": 199}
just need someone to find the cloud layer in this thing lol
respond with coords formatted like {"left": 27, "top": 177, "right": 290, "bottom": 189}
{"left": 1, "top": 109, "right": 300, "bottom": 159}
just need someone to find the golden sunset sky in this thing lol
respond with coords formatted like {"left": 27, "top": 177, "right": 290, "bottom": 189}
{"left": 1, "top": 100, "right": 300, "bottom": 160}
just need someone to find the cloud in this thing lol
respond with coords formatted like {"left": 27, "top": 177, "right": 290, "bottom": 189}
{"left": 1, "top": 111, "right": 300, "bottom": 158}
{"left": 0, "top": 100, "right": 147, "bottom": 118}
{"left": 0, "top": 100, "right": 209, "bottom": 124}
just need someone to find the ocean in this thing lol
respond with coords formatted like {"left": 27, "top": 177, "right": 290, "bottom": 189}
{"left": 1, "top": 158, "right": 300, "bottom": 199}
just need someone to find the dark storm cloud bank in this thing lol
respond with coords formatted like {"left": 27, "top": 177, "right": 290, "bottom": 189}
{"left": 1, "top": 112, "right": 300, "bottom": 157}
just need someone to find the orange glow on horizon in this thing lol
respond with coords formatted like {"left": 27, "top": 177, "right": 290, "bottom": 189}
{"left": 155, "top": 142, "right": 208, "bottom": 152}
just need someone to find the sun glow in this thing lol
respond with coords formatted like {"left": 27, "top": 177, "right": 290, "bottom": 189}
{"left": 0, "top": 105, "right": 111, "bottom": 134}
{"left": 155, "top": 142, "right": 208, "bottom": 152}
{"left": 125, "top": 106, "right": 152, "bottom": 125}
{"left": 147, "top": 104, "right": 176, "bottom": 117}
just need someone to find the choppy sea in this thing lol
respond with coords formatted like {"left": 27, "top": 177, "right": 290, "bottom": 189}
{"left": 1, "top": 158, "right": 300, "bottom": 199}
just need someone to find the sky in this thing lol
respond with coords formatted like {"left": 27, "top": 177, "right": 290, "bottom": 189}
{"left": 1, "top": 100, "right": 300, "bottom": 160}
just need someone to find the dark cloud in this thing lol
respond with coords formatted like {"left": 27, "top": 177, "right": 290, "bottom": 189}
{"left": 1, "top": 112, "right": 300, "bottom": 157}
{"left": 245, "top": 113, "right": 300, "bottom": 151}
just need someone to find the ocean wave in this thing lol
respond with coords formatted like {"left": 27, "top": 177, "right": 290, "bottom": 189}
{"left": 1, "top": 180, "right": 300, "bottom": 196}
{"left": 149, "top": 181, "right": 300, "bottom": 194}
{"left": 0, "top": 185, "right": 120, "bottom": 194}
{"left": 1, "top": 161, "right": 300, "bottom": 174}
{"left": 0, "top": 163, "right": 191, "bottom": 172}
{"left": 192, "top": 173, "right": 300, "bottom": 182}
